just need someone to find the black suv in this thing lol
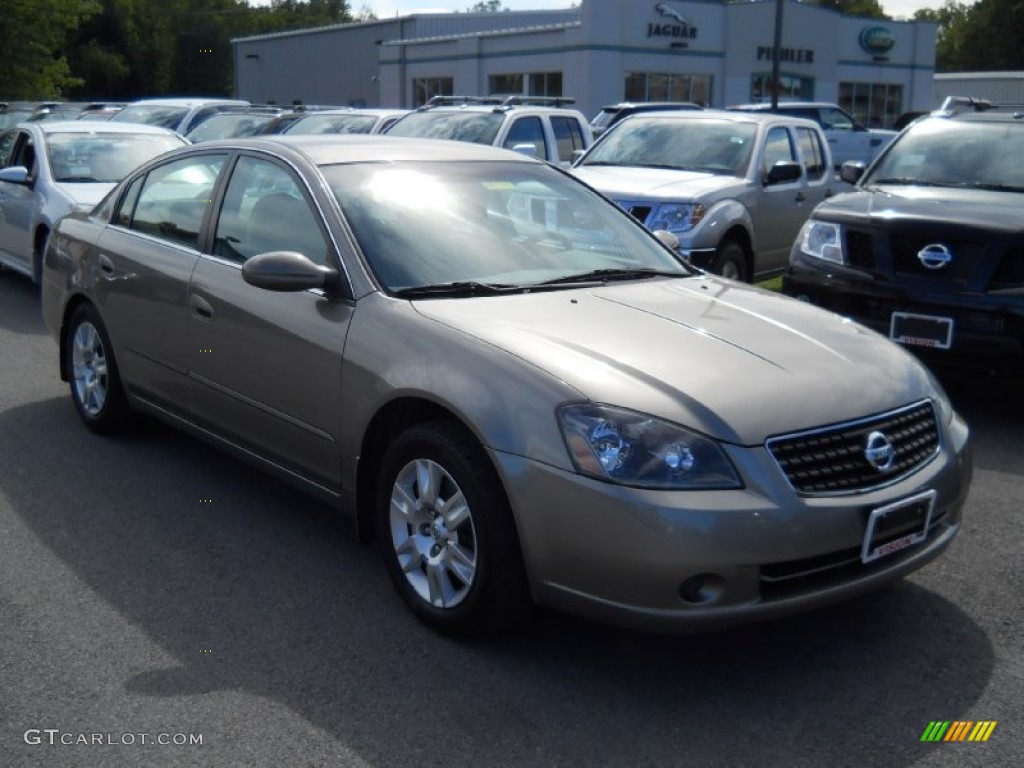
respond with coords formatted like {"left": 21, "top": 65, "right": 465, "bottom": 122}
{"left": 783, "top": 97, "right": 1024, "bottom": 369}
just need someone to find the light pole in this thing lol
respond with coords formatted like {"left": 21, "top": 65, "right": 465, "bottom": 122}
{"left": 771, "top": 0, "right": 784, "bottom": 108}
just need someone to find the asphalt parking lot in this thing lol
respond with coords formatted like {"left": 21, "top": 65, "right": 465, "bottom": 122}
{"left": 1, "top": 272, "right": 1020, "bottom": 767}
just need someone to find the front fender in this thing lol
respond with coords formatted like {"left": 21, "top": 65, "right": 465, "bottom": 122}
{"left": 683, "top": 197, "right": 755, "bottom": 254}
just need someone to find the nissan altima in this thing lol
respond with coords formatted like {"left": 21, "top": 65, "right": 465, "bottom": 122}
{"left": 41, "top": 135, "right": 972, "bottom": 636}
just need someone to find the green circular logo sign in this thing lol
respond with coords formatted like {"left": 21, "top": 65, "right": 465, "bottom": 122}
{"left": 859, "top": 26, "right": 895, "bottom": 55}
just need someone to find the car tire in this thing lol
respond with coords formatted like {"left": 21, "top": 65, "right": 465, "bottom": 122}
{"left": 65, "top": 304, "right": 131, "bottom": 433}
{"left": 375, "top": 421, "right": 530, "bottom": 637}
{"left": 711, "top": 239, "right": 748, "bottom": 282}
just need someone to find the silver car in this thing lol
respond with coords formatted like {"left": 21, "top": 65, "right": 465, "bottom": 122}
{"left": 41, "top": 135, "right": 971, "bottom": 636}
{"left": 0, "top": 121, "right": 187, "bottom": 283}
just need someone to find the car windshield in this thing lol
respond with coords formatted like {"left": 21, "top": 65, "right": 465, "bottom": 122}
{"left": 112, "top": 105, "right": 190, "bottom": 130}
{"left": 46, "top": 132, "right": 186, "bottom": 183}
{"left": 384, "top": 112, "right": 504, "bottom": 145}
{"left": 285, "top": 113, "right": 379, "bottom": 135}
{"left": 186, "top": 114, "right": 276, "bottom": 142}
{"left": 324, "top": 160, "right": 693, "bottom": 293}
{"left": 865, "top": 118, "right": 1024, "bottom": 191}
{"left": 581, "top": 116, "right": 756, "bottom": 176}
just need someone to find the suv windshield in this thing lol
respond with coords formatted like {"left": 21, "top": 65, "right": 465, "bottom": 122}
{"left": 581, "top": 116, "right": 756, "bottom": 176}
{"left": 324, "top": 160, "right": 692, "bottom": 293}
{"left": 865, "top": 118, "right": 1024, "bottom": 191}
{"left": 384, "top": 112, "right": 504, "bottom": 145}
{"left": 112, "top": 105, "right": 190, "bottom": 130}
{"left": 286, "top": 113, "right": 379, "bottom": 135}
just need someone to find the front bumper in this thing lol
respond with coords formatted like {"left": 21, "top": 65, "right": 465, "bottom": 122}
{"left": 491, "top": 411, "right": 971, "bottom": 633}
{"left": 783, "top": 255, "right": 1024, "bottom": 369}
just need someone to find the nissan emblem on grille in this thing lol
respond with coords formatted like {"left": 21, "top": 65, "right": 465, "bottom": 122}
{"left": 917, "top": 243, "right": 953, "bottom": 270}
{"left": 864, "top": 431, "right": 896, "bottom": 471}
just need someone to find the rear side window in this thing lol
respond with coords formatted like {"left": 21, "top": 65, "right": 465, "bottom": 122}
{"left": 127, "top": 155, "right": 226, "bottom": 249}
{"left": 795, "top": 127, "right": 827, "bottom": 180}
{"left": 551, "top": 117, "right": 586, "bottom": 162}
{"left": 114, "top": 175, "right": 145, "bottom": 227}
{"left": 503, "top": 116, "right": 548, "bottom": 159}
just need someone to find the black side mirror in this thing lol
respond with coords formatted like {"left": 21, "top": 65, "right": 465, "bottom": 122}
{"left": 840, "top": 161, "right": 866, "bottom": 185}
{"left": 765, "top": 161, "right": 802, "bottom": 186}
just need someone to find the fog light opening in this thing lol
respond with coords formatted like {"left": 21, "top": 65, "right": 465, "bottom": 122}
{"left": 678, "top": 573, "right": 724, "bottom": 605}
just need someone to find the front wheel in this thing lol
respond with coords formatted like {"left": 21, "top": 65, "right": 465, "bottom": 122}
{"left": 65, "top": 304, "right": 131, "bottom": 433}
{"left": 710, "top": 239, "right": 748, "bottom": 282}
{"left": 375, "top": 422, "right": 529, "bottom": 637}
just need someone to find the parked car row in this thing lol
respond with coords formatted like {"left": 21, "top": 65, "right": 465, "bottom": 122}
{"left": 4, "top": 93, "right": 1004, "bottom": 638}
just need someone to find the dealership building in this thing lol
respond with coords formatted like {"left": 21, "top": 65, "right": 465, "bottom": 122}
{"left": 232, "top": 0, "right": 939, "bottom": 129}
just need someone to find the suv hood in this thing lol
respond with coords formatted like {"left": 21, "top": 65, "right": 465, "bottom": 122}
{"left": 414, "top": 276, "right": 936, "bottom": 445}
{"left": 57, "top": 181, "right": 117, "bottom": 208}
{"left": 572, "top": 165, "right": 740, "bottom": 201}
{"left": 820, "top": 184, "right": 1024, "bottom": 234}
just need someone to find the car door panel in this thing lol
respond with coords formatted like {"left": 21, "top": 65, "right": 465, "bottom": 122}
{"left": 755, "top": 126, "right": 808, "bottom": 272}
{"left": 0, "top": 131, "right": 37, "bottom": 268}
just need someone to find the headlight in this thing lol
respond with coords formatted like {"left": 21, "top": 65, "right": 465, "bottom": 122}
{"left": 557, "top": 404, "right": 742, "bottom": 489}
{"left": 648, "top": 203, "right": 705, "bottom": 234}
{"left": 800, "top": 220, "right": 845, "bottom": 264}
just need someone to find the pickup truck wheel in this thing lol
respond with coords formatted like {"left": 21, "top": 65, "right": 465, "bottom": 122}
{"left": 711, "top": 239, "right": 748, "bottom": 282}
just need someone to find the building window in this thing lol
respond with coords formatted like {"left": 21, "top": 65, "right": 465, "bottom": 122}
{"left": 839, "top": 82, "right": 903, "bottom": 129}
{"left": 413, "top": 77, "right": 453, "bottom": 106}
{"left": 624, "top": 72, "right": 711, "bottom": 106}
{"left": 750, "top": 73, "right": 814, "bottom": 102}
{"left": 488, "top": 72, "right": 562, "bottom": 98}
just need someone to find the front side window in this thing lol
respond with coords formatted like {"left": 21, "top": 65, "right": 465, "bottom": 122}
{"left": 325, "top": 160, "right": 693, "bottom": 293}
{"left": 503, "top": 116, "right": 548, "bottom": 159}
{"left": 762, "top": 126, "right": 797, "bottom": 176}
{"left": 127, "top": 154, "right": 226, "bottom": 249}
{"left": 212, "top": 156, "right": 328, "bottom": 265}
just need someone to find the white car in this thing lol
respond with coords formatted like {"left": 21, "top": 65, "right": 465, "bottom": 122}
{"left": 728, "top": 102, "right": 897, "bottom": 169}
{"left": 110, "top": 97, "right": 250, "bottom": 135}
{"left": 0, "top": 121, "right": 187, "bottom": 284}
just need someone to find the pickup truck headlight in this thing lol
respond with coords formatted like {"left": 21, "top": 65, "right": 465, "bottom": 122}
{"left": 800, "top": 220, "right": 845, "bottom": 264}
{"left": 558, "top": 404, "right": 742, "bottom": 489}
{"left": 649, "top": 203, "right": 705, "bottom": 234}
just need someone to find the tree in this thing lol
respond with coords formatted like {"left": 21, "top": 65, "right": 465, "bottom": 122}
{"left": 915, "top": 2, "right": 972, "bottom": 72}
{"left": 0, "top": 0, "right": 100, "bottom": 97}
{"left": 808, "top": 0, "right": 889, "bottom": 19}
{"left": 468, "top": 1, "right": 506, "bottom": 11}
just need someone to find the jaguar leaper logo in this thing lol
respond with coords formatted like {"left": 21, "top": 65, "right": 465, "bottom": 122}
{"left": 859, "top": 26, "right": 895, "bottom": 55}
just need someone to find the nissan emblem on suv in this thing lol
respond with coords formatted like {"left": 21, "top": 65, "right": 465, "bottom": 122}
{"left": 917, "top": 243, "right": 953, "bottom": 270}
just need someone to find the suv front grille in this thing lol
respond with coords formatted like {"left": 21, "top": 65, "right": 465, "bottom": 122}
{"left": 991, "top": 247, "right": 1024, "bottom": 289}
{"left": 891, "top": 235, "right": 984, "bottom": 281}
{"left": 766, "top": 400, "right": 939, "bottom": 495}
{"left": 624, "top": 204, "right": 652, "bottom": 224}
{"left": 846, "top": 230, "right": 875, "bottom": 271}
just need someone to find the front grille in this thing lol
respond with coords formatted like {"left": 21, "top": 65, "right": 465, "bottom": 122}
{"left": 846, "top": 230, "right": 875, "bottom": 271}
{"left": 766, "top": 400, "right": 940, "bottom": 495}
{"left": 626, "top": 205, "right": 652, "bottom": 224}
{"left": 891, "top": 235, "right": 983, "bottom": 281}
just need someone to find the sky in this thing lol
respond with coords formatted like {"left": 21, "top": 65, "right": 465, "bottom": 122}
{"left": 338, "top": 1, "right": 946, "bottom": 22}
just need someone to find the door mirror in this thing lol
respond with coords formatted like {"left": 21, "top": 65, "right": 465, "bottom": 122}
{"left": 0, "top": 166, "right": 29, "bottom": 185}
{"left": 765, "top": 161, "right": 802, "bottom": 186}
{"left": 653, "top": 229, "right": 681, "bottom": 253}
{"left": 242, "top": 251, "right": 339, "bottom": 292}
{"left": 510, "top": 143, "right": 539, "bottom": 158}
{"left": 840, "top": 161, "right": 867, "bottom": 185}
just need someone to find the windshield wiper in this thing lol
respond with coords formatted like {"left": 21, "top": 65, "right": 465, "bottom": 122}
{"left": 959, "top": 182, "right": 1024, "bottom": 193}
{"left": 535, "top": 267, "right": 686, "bottom": 286}
{"left": 392, "top": 281, "right": 520, "bottom": 299}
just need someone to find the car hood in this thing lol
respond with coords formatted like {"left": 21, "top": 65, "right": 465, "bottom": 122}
{"left": 572, "top": 165, "right": 740, "bottom": 201}
{"left": 55, "top": 181, "right": 117, "bottom": 208}
{"left": 820, "top": 185, "right": 1024, "bottom": 233}
{"left": 413, "top": 276, "right": 936, "bottom": 445}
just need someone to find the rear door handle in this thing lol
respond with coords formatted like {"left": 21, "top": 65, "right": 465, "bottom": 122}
{"left": 190, "top": 294, "right": 214, "bottom": 320}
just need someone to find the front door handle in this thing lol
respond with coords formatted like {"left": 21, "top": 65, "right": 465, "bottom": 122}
{"left": 190, "top": 294, "right": 214, "bottom": 320}
{"left": 99, "top": 253, "right": 115, "bottom": 276}
{"left": 795, "top": 191, "right": 806, "bottom": 203}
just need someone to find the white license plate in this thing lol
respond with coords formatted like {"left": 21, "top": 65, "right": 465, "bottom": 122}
{"left": 889, "top": 312, "right": 954, "bottom": 350}
{"left": 861, "top": 490, "right": 935, "bottom": 564}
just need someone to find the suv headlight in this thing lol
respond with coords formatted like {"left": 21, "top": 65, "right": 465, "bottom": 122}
{"left": 800, "top": 220, "right": 845, "bottom": 264}
{"left": 558, "top": 404, "right": 742, "bottom": 489}
{"left": 649, "top": 203, "right": 705, "bottom": 234}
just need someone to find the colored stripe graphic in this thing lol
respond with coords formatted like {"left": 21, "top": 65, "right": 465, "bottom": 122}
{"left": 921, "top": 721, "right": 949, "bottom": 741}
{"left": 944, "top": 721, "right": 972, "bottom": 741}
{"left": 968, "top": 722, "right": 997, "bottom": 742}
{"left": 921, "top": 720, "right": 997, "bottom": 742}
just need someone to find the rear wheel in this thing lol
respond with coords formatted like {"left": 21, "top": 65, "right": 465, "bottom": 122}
{"left": 710, "top": 239, "right": 748, "bottom": 282}
{"left": 375, "top": 421, "right": 529, "bottom": 637}
{"left": 65, "top": 304, "right": 131, "bottom": 433}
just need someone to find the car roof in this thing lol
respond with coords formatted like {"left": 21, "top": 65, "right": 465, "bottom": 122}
{"left": 728, "top": 102, "right": 837, "bottom": 110}
{"left": 601, "top": 102, "right": 700, "bottom": 110}
{"left": 616, "top": 108, "right": 819, "bottom": 127}
{"left": 296, "top": 108, "right": 408, "bottom": 117}
{"left": 27, "top": 120, "right": 186, "bottom": 136}
{"left": 181, "top": 134, "right": 541, "bottom": 166}
{"left": 123, "top": 98, "right": 250, "bottom": 108}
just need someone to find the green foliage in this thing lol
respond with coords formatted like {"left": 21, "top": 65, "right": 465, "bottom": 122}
{"left": 805, "top": 0, "right": 889, "bottom": 19}
{"left": 468, "top": 0, "right": 506, "bottom": 11}
{"left": 917, "top": 0, "right": 1024, "bottom": 72}
{"left": 0, "top": 0, "right": 100, "bottom": 98}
